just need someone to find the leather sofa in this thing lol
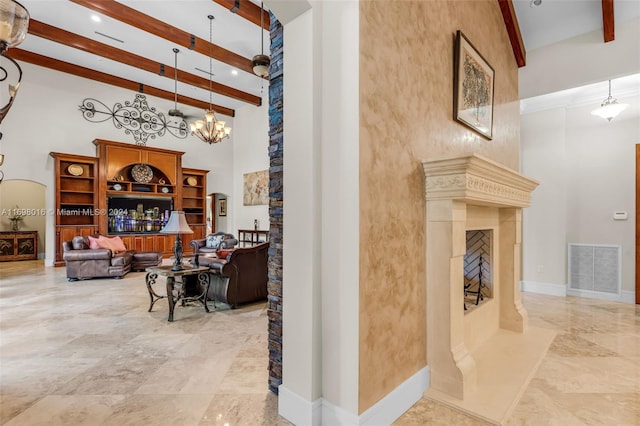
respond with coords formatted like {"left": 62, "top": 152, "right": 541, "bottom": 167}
{"left": 198, "top": 242, "right": 268, "bottom": 308}
{"left": 190, "top": 232, "right": 239, "bottom": 256}
{"left": 63, "top": 236, "right": 133, "bottom": 281}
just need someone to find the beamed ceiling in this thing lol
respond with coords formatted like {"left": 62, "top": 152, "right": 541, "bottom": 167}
{"left": 6, "top": 0, "right": 635, "bottom": 120}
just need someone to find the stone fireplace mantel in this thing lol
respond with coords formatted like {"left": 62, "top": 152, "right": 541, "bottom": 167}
{"left": 423, "top": 153, "right": 538, "bottom": 208}
{"left": 422, "top": 153, "right": 543, "bottom": 414}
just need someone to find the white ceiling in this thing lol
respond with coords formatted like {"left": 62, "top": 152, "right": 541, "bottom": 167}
{"left": 8, "top": 0, "right": 639, "bottom": 118}
{"left": 16, "top": 0, "right": 269, "bottom": 117}
{"left": 513, "top": 0, "right": 640, "bottom": 52}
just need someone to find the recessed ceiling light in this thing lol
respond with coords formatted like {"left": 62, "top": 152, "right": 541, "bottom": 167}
{"left": 91, "top": 14, "right": 101, "bottom": 23}
{"left": 231, "top": 69, "right": 238, "bottom": 76}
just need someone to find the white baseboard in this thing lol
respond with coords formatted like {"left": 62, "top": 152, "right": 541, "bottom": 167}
{"left": 567, "top": 288, "right": 636, "bottom": 304}
{"left": 278, "top": 385, "right": 322, "bottom": 426}
{"left": 279, "top": 366, "right": 430, "bottom": 426}
{"left": 520, "top": 281, "right": 567, "bottom": 297}
{"left": 357, "top": 366, "right": 430, "bottom": 426}
{"left": 621, "top": 290, "right": 636, "bottom": 304}
{"left": 321, "top": 399, "right": 358, "bottom": 426}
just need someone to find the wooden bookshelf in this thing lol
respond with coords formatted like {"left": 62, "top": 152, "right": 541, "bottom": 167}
{"left": 50, "top": 152, "right": 100, "bottom": 265}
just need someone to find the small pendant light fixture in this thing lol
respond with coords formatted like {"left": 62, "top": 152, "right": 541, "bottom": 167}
{"left": 251, "top": 2, "right": 270, "bottom": 77}
{"left": 591, "top": 80, "right": 629, "bottom": 122}
{"left": 189, "top": 15, "right": 231, "bottom": 144}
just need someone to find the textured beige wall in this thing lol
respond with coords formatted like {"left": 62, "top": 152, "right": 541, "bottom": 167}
{"left": 359, "top": 0, "right": 521, "bottom": 412}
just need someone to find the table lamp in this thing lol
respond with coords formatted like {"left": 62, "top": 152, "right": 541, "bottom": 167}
{"left": 160, "top": 211, "right": 193, "bottom": 271}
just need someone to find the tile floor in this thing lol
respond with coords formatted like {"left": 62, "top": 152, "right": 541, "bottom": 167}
{"left": 1, "top": 260, "right": 639, "bottom": 425}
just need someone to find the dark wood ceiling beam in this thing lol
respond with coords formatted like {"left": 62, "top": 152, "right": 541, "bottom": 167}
{"left": 8, "top": 48, "right": 235, "bottom": 117}
{"left": 70, "top": 0, "right": 256, "bottom": 75}
{"left": 27, "top": 20, "right": 261, "bottom": 106}
{"left": 602, "top": 0, "right": 615, "bottom": 42}
{"left": 212, "top": 0, "right": 271, "bottom": 29}
{"left": 497, "top": 0, "right": 526, "bottom": 68}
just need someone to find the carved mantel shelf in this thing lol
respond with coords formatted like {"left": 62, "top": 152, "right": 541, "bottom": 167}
{"left": 422, "top": 153, "right": 539, "bottom": 208}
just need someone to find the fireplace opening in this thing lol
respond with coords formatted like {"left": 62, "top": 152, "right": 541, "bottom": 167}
{"left": 464, "top": 229, "right": 493, "bottom": 313}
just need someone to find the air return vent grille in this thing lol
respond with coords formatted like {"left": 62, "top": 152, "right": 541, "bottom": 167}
{"left": 568, "top": 244, "right": 621, "bottom": 295}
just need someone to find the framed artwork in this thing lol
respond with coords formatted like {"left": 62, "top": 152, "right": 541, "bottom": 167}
{"left": 453, "top": 30, "right": 495, "bottom": 140}
{"left": 218, "top": 198, "right": 227, "bottom": 217}
{"left": 243, "top": 170, "right": 269, "bottom": 206}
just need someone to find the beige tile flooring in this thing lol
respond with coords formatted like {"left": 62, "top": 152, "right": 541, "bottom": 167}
{"left": 1, "top": 260, "right": 639, "bottom": 425}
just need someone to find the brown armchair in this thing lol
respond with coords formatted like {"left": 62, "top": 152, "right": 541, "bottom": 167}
{"left": 198, "top": 242, "right": 268, "bottom": 308}
{"left": 62, "top": 236, "right": 133, "bottom": 281}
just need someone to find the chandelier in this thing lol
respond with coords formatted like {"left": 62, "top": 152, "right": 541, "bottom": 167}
{"left": 591, "top": 79, "right": 629, "bottom": 122}
{"left": 0, "top": 0, "right": 29, "bottom": 131}
{"left": 189, "top": 15, "right": 231, "bottom": 144}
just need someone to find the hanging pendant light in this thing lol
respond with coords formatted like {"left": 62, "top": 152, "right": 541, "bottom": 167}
{"left": 591, "top": 80, "right": 629, "bottom": 122}
{"left": 252, "top": 2, "right": 270, "bottom": 77}
{"left": 189, "top": 15, "right": 231, "bottom": 144}
{"left": 0, "top": 0, "right": 30, "bottom": 132}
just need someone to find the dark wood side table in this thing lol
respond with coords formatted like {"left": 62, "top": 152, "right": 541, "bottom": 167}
{"left": 0, "top": 231, "right": 38, "bottom": 261}
{"left": 145, "top": 265, "right": 211, "bottom": 322}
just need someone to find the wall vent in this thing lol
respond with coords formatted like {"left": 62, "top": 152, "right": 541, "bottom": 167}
{"left": 568, "top": 244, "right": 621, "bottom": 295}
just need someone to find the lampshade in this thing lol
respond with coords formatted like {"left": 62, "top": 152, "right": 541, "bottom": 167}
{"left": 160, "top": 211, "right": 193, "bottom": 235}
{"left": 0, "top": 0, "right": 29, "bottom": 52}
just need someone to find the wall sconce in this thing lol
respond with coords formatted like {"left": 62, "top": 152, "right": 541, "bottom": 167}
{"left": 0, "top": 0, "right": 30, "bottom": 129}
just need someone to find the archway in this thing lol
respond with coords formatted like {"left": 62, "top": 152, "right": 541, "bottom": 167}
{"left": 0, "top": 179, "right": 47, "bottom": 259}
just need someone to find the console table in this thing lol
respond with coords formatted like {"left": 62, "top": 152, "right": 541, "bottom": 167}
{"left": 145, "top": 265, "right": 211, "bottom": 322}
{"left": 0, "top": 231, "right": 38, "bottom": 261}
{"left": 238, "top": 229, "right": 268, "bottom": 247}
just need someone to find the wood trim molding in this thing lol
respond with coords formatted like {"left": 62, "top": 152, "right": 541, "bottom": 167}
{"left": 602, "top": 0, "right": 615, "bottom": 42}
{"left": 497, "top": 0, "right": 526, "bottom": 68}
{"left": 70, "top": 0, "right": 256, "bottom": 76}
{"left": 213, "top": 0, "right": 271, "bottom": 29}
{"left": 8, "top": 48, "right": 235, "bottom": 117}
{"left": 26, "top": 20, "right": 260, "bottom": 107}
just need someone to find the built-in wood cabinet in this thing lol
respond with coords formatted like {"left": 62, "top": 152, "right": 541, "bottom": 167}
{"left": 50, "top": 140, "right": 208, "bottom": 265}
{"left": 50, "top": 153, "right": 100, "bottom": 265}
{"left": 181, "top": 168, "right": 208, "bottom": 242}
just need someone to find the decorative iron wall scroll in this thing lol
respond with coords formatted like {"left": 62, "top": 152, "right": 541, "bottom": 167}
{"left": 79, "top": 94, "right": 188, "bottom": 145}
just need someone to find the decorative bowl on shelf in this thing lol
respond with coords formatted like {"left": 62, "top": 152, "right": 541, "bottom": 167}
{"left": 113, "top": 183, "right": 122, "bottom": 191}
{"left": 161, "top": 187, "right": 169, "bottom": 193}
{"left": 67, "top": 164, "right": 84, "bottom": 176}
{"left": 131, "top": 164, "right": 153, "bottom": 183}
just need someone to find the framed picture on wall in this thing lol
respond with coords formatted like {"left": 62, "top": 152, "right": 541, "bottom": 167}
{"left": 219, "top": 199, "right": 227, "bottom": 217}
{"left": 453, "top": 30, "right": 494, "bottom": 140}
